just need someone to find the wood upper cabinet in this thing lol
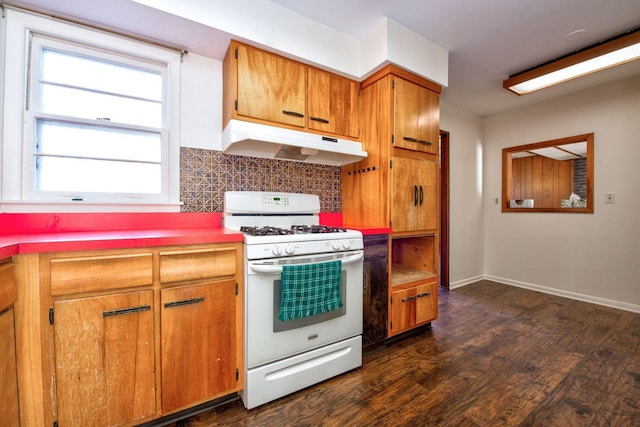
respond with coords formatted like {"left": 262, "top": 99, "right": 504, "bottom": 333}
{"left": 391, "top": 154, "right": 439, "bottom": 232}
{"left": 394, "top": 77, "right": 439, "bottom": 154}
{"left": 307, "top": 67, "right": 359, "bottom": 138}
{"left": 0, "top": 261, "right": 20, "bottom": 427}
{"left": 235, "top": 42, "right": 306, "bottom": 127}
{"left": 224, "top": 40, "right": 359, "bottom": 138}
{"left": 53, "top": 291, "right": 156, "bottom": 426}
{"left": 161, "top": 279, "right": 240, "bottom": 413}
{"left": 342, "top": 66, "right": 441, "bottom": 232}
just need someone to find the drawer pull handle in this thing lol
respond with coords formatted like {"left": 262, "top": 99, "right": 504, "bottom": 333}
{"left": 310, "top": 116, "right": 329, "bottom": 123}
{"left": 403, "top": 136, "right": 418, "bottom": 142}
{"left": 418, "top": 139, "right": 432, "bottom": 146}
{"left": 164, "top": 297, "right": 205, "bottom": 308}
{"left": 103, "top": 305, "right": 150, "bottom": 317}
{"left": 282, "top": 110, "right": 304, "bottom": 118}
{"left": 401, "top": 292, "right": 431, "bottom": 303}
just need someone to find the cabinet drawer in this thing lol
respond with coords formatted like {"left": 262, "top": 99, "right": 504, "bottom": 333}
{"left": 0, "top": 263, "right": 16, "bottom": 312}
{"left": 159, "top": 247, "right": 236, "bottom": 284}
{"left": 50, "top": 253, "right": 153, "bottom": 296}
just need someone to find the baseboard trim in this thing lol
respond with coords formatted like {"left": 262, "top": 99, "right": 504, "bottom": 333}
{"left": 452, "top": 274, "right": 640, "bottom": 314}
{"left": 449, "top": 275, "right": 484, "bottom": 289}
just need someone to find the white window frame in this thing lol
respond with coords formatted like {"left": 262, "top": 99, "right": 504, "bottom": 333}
{"left": 0, "top": 8, "right": 182, "bottom": 212}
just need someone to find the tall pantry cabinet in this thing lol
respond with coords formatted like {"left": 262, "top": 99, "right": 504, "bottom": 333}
{"left": 343, "top": 65, "right": 440, "bottom": 338}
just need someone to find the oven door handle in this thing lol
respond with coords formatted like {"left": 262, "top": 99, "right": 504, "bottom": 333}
{"left": 249, "top": 252, "right": 363, "bottom": 273}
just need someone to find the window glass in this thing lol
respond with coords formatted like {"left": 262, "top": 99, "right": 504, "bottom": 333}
{"left": 41, "top": 48, "right": 162, "bottom": 101}
{"left": 39, "top": 48, "right": 163, "bottom": 127}
{"left": 34, "top": 120, "right": 161, "bottom": 194}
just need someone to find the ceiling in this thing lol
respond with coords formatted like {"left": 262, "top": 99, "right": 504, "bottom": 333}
{"left": 4, "top": 0, "right": 640, "bottom": 117}
{"left": 270, "top": 0, "right": 640, "bottom": 117}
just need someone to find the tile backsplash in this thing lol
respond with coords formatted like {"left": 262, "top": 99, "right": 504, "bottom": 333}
{"left": 180, "top": 147, "right": 342, "bottom": 212}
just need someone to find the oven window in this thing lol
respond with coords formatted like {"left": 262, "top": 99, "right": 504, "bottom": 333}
{"left": 273, "top": 271, "right": 347, "bottom": 332}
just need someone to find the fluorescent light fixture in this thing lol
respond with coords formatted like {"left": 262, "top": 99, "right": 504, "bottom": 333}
{"left": 504, "top": 29, "right": 640, "bottom": 95}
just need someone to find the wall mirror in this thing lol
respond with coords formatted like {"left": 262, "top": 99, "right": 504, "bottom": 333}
{"left": 502, "top": 133, "right": 594, "bottom": 213}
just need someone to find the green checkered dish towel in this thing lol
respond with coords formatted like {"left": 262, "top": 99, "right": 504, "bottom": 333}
{"left": 278, "top": 260, "right": 343, "bottom": 321}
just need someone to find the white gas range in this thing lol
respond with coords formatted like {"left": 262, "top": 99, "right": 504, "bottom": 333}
{"left": 224, "top": 191, "right": 364, "bottom": 409}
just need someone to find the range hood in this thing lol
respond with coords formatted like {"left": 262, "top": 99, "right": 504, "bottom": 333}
{"left": 222, "top": 119, "right": 367, "bottom": 166}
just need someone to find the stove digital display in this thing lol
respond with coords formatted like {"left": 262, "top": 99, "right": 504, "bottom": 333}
{"left": 262, "top": 195, "right": 289, "bottom": 206}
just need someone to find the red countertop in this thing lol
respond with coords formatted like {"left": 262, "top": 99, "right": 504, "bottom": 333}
{"left": 0, "top": 212, "right": 242, "bottom": 258}
{"left": 0, "top": 212, "right": 390, "bottom": 259}
{"left": 318, "top": 213, "right": 392, "bottom": 236}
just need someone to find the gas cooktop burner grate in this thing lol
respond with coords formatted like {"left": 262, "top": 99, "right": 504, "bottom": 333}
{"left": 291, "top": 225, "right": 347, "bottom": 234}
{"left": 240, "top": 226, "right": 295, "bottom": 236}
{"left": 239, "top": 225, "right": 348, "bottom": 236}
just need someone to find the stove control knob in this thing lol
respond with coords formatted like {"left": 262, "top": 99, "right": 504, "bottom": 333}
{"left": 331, "top": 241, "right": 341, "bottom": 251}
{"left": 272, "top": 245, "right": 282, "bottom": 256}
{"left": 342, "top": 240, "right": 353, "bottom": 250}
{"left": 285, "top": 245, "right": 295, "bottom": 255}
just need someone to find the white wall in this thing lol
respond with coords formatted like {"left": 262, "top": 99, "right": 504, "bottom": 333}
{"left": 130, "top": 0, "right": 447, "bottom": 86}
{"left": 483, "top": 75, "right": 640, "bottom": 311}
{"left": 180, "top": 53, "right": 223, "bottom": 150}
{"left": 440, "top": 102, "right": 485, "bottom": 286}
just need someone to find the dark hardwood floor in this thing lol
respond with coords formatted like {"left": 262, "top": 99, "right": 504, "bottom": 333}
{"left": 166, "top": 280, "right": 640, "bottom": 426}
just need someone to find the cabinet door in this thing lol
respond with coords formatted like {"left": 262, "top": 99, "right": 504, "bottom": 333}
{"left": 307, "top": 68, "right": 359, "bottom": 138}
{"left": 389, "top": 282, "right": 437, "bottom": 336}
{"left": 415, "top": 157, "right": 439, "bottom": 231}
{"left": 0, "top": 308, "right": 20, "bottom": 426}
{"left": 54, "top": 291, "right": 155, "bottom": 427}
{"left": 394, "top": 78, "right": 439, "bottom": 154}
{"left": 391, "top": 156, "right": 438, "bottom": 232}
{"left": 417, "top": 87, "right": 439, "bottom": 154}
{"left": 161, "top": 279, "right": 239, "bottom": 413}
{"left": 236, "top": 44, "right": 306, "bottom": 127}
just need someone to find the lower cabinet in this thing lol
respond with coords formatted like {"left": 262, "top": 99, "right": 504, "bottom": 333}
{"left": 161, "top": 279, "right": 239, "bottom": 413}
{"left": 15, "top": 243, "right": 243, "bottom": 427}
{"left": 53, "top": 291, "right": 156, "bottom": 426}
{"left": 389, "top": 282, "right": 437, "bottom": 335}
{"left": 0, "top": 261, "right": 20, "bottom": 426}
{"left": 388, "top": 235, "right": 438, "bottom": 337}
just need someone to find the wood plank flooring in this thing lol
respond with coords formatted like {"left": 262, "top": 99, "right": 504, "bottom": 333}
{"left": 165, "top": 280, "right": 640, "bottom": 426}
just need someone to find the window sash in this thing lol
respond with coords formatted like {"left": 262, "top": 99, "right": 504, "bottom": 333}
{"left": 22, "top": 33, "right": 171, "bottom": 203}
{"left": 24, "top": 112, "right": 168, "bottom": 202}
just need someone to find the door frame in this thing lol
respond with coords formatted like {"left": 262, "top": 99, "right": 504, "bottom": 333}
{"left": 439, "top": 130, "right": 450, "bottom": 288}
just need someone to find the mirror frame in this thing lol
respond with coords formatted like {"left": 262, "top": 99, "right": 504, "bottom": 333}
{"left": 502, "top": 133, "right": 594, "bottom": 213}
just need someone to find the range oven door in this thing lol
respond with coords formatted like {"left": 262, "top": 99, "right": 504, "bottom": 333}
{"left": 245, "top": 250, "right": 363, "bottom": 369}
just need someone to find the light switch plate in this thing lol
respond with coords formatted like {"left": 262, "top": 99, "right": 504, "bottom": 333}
{"left": 605, "top": 192, "right": 615, "bottom": 204}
